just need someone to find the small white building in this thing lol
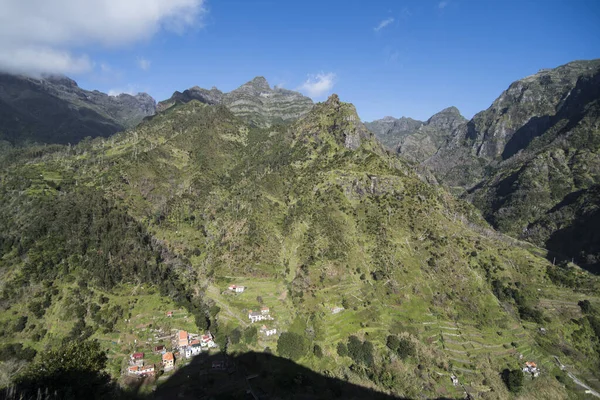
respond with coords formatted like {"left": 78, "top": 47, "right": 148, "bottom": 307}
{"left": 228, "top": 285, "right": 245, "bottom": 293}
{"left": 185, "top": 345, "right": 202, "bottom": 358}
{"left": 260, "top": 325, "right": 277, "bottom": 337}
{"left": 260, "top": 306, "right": 270, "bottom": 315}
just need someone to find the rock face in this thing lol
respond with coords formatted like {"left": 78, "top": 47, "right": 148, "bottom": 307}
{"left": 421, "top": 59, "right": 600, "bottom": 270}
{"left": 0, "top": 73, "right": 156, "bottom": 145}
{"left": 364, "top": 116, "right": 423, "bottom": 150}
{"left": 158, "top": 76, "right": 314, "bottom": 128}
{"left": 365, "top": 106, "right": 466, "bottom": 163}
{"left": 294, "top": 94, "right": 379, "bottom": 152}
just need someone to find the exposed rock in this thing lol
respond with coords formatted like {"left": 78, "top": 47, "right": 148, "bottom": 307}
{"left": 426, "top": 59, "right": 600, "bottom": 270}
{"left": 366, "top": 106, "right": 466, "bottom": 163}
{"left": 158, "top": 76, "right": 314, "bottom": 128}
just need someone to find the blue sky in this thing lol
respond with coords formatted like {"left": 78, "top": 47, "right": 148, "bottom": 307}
{"left": 2, "top": 0, "right": 599, "bottom": 121}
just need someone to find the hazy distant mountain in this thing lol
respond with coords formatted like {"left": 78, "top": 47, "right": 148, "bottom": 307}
{"left": 158, "top": 76, "right": 314, "bottom": 128}
{"left": 0, "top": 73, "right": 156, "bottom": 145}
{"left": 365, "top": 106, "right": 466, "bottom": 163}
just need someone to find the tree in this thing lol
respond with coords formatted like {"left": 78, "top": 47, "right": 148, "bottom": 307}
{"left": 502, "top": 368, "right": 524, "bottom": 393}
{"left": 244, "top": 326, "right": 258, "bottom": 344}
{"left": 277, "top": 332, "right": 307, "bottom": 361}
{"left": 337, "top": 342, "right": 348, "bottom": 357}
{"left": 386, "top": 335, "right": 400, "bottom": 352}
{"left": 230, "top": 328, "right": 242, "bottom": 344}
{"left": 15, "top": 340, "right": 112, "bottom": 400}
{"left": 347, "top": 335, "right": 362, "bottom": 360}
{"left": 313, "top": 344, "right": 323, "bottom": 358}
{"left": 578, "top": 299, "right": 593, "bottom": 314}
{"left": 13, "top": 316, "right": 28, "bottom": 332}
{"left": 396, "top": 337, "right": 416, "bottom": 360}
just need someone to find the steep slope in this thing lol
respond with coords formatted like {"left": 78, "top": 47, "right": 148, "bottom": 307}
{"left": 0, "top": 73, "right": 156, "bottom": 145}
{"left": 366, "top": 107, "right": 466, "bottom": 163}
{"left": 1, "top": 95, "right": 599, "bottom": 398}
{"left": 158, "top": 76, "right": 314, "bottom": 128}
{"left": 412, "top": 60, "right": 600, "bottom": 270}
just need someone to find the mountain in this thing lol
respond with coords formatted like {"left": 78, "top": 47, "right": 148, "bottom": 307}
{"left": 0, "top": 73, "right": 156, "bottom": 145}
{"left": 1, "top": 91, "right": 599, "bottom": 398}
{"left": 414, "top": 60, "right": 600, "bottom": 270}
{"left": 366, "top": 107, "right": 466, "bottom": 163}
{"left": 364, "top": 116, "right": 424, "bottom": 150}
{"left": 158, "top": 76, "right": 314, "bottom": 128}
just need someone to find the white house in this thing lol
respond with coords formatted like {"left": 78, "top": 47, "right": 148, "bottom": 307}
{"left": 200, "top": 333, "right": 217, "bottom": 348}
{"left": 228, "top": 285, "right": 245, "bottom": 293}
{"left": 248, "top": 310, "right": 270, "bottom": 323}
{"left": 260, "top": 325, "right": 277, "bottom": 337}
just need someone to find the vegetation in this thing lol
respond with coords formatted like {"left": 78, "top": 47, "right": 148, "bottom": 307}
{"left": 277, "top": 332, "right": 307, "bottom": 361}
{"left": 502, "top": 368, "right": 524, "bottom": 393}
{"left": 0, "top": 93, "right": 598, "bottom": 398}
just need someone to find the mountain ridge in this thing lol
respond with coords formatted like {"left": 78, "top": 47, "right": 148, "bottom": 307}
{"left": 157, "top": 76, "right": 315, "bottom": 128}
{"left": 0, "top": 73, "right": 156, "bottom": 145}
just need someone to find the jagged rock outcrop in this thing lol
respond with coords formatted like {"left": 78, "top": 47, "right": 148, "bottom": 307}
{"left": 0, "top": 73, "right": 156, "bottom": 145}
{"left": 158, "top": 76, "right": 314, "bottom": 128}
{"left": 294, "top": 94, "right": 380, "bottom": 152}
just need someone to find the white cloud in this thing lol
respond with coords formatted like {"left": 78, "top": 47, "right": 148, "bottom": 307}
{"left": 0, "top": 46, "right": 92, "bottom": 76}
{"left": 108, "top": 84, "right": 141, "bottom": 96}
{"left": 137, "top": 57, "right": 151, "bottom": 71}
{"left": 438, "top": 1, "right": 448, "bottom": 9}
{"left": 374, "top": 17, "right": 394, "bottom": 32}
{"left": 298, "top": 72, "right": 336, "bottom": 98}
{"left": 0, "top": 0, "right": 206, "bottom": 76}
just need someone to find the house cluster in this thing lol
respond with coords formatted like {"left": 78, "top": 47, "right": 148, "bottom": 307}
{"left": 522, "top": 361, "right": 540, "bottom": 377}
{"left": 127, "top": 353, "right": 156, "bottom": 377}
{"left": 228, "top": 284, "right": 245, "bottom": 293}
{"left": 178, "top": 330, "right": 216, "bottom": 359}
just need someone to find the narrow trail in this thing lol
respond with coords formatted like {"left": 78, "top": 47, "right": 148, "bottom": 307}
{"left": 553, "top": 356, "right": 600, "bottom": 398}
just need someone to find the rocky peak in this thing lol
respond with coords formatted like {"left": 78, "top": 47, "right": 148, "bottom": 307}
{"left": 426, "top": 106, "right": 466, "bottom": 131}
{"left": 42, "top": 74, "right": 78, "bottom": 88}
{"left": 296, "top": 94, "right": 372, "bottom": 151}
{"left": 325, "top": 93, "right": 341, "bottom": 107}
{"left": 235, "top": 76, "right": 271, "bottom": 94}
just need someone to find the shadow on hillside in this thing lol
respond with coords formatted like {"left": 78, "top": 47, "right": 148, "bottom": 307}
{"left": 141, "top": 352, "right": 455, "bottom": 400}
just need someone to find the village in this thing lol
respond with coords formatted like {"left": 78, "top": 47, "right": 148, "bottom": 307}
{"left": 122, "top": 283, "right": 279, "bottom": 381}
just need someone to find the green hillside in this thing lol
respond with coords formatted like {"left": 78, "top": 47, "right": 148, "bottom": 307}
{"left": 1, "top": 95, "right": 599, "bottom": 399}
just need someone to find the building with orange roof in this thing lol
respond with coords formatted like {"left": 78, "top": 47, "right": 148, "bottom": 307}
{"left": 162, "top": 352, "right": 174, "bottom": 369}
{"left": 178, "top": 330, "right": 188, "bottom": 348}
